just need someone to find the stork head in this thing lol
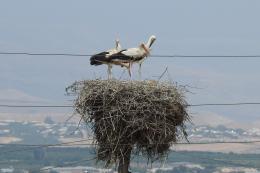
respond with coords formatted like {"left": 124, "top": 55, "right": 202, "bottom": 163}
{"left": 115, "top": 39, "right": 121, "bottom": 51}
{"left": 115, "top": 39, "right": 120, "bottom": 45}
{"left": 146, "top": 35, "right": 156, "bottom": 48}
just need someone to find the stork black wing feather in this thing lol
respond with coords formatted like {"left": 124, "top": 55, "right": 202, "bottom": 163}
{"left": 108, "top": 51, "right": 133, "bottom": 61}
{"left": 90, "top": 52, "right": 109, "bottom": 65}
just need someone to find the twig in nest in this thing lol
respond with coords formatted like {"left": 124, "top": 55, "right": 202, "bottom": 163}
{"left": 67, "top": 79, "right": 190, "bottom": 168}
{"left": 69, "top": 115, "right": 83, "bottom": 135}
{"left": 158, "top": 66, "right": 168, "bottom": 82}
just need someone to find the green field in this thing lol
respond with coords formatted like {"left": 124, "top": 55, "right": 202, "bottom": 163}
{"left": 0, "top": 146, "right": 259, "bottom": 172}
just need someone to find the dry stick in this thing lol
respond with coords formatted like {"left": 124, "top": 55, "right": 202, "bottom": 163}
{"left": 64, "top": 111, "right": 77, "bottom": 124}
{"left": 158, "top": 66, "right": 168, "bottom": 82}
{"left": 68, "top": 80, "right": 189, "bottom": 170}
{"left": 69, "top": 115, "right": 83, "bottom": 135}
{"left": 165, "top": 67, "right": 174, "bottom": 83}
{"left": 109, "top": 112, "right": 116, "bottom": 131}
{"left": 101, "top": 117, "right": 110, "bottom": 146}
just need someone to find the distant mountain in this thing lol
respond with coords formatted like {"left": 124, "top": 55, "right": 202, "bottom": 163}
{"left": 0, "top": 120, "right": 259, "bottom": 153}
{"left": 0, "top": 88, "right": 50, "bottom": 104}
{"left": 186, "top": 124, "right": 260, "bottom": 142}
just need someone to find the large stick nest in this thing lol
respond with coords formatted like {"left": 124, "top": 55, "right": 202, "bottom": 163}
{"left": 66, "top": 79, "right": 190, "bottom": 165}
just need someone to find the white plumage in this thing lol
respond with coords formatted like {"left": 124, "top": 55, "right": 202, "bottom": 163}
{"left": 108, "top": 43, "right": 151, "bottom": 77}
{"left": 90, "top": 39, "right": 121, "bottom": 79}
{"left": 109, "top": 35, "right": 156, "bottom": 78}
{"left": 137, "top": 35, "right": 156, "bottom": 78}
{"left": 90, "top": 35, "right": 156, "bottom": 79}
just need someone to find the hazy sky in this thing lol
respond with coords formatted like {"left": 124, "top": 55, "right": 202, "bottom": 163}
{"left": 1, "top": 0, "right": 260, "bottom": 124}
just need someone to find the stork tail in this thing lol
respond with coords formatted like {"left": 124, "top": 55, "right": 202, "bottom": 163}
{"left": 90, "top": 52, "right": 108, "bottom": 65}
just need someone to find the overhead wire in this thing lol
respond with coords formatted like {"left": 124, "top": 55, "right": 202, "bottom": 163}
{"left": 39, "top": 157, "right": 97, "bottom": 172}
{"left": 1, "top": 140, "right": 260, "bottom": 147}
{"left": 1, "top": 139, "right": 259, "bottom": 170}
{"left": 1, "top": 50, "right": 260, "bottom": 167}
{"left": 2, "top": 102, "right": 260, "bottom": 108}
{"left": 1, "top": 51, "right": 260, "bottom": 58}
{"left": 0, "top": 104, "right": 72, "bottom": 108}
{"left": 0, "top": 139, "right": 93, "bottom": 155}
{"left": 0, "top": 137, "right": 259, "bottom": 169}
{"left": 187, "top": 102, "right": 260, "bottom": 107}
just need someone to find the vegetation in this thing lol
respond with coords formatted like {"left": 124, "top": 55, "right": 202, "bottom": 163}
{"left": 0, "top": 146, "right": 259, "bottom": 172}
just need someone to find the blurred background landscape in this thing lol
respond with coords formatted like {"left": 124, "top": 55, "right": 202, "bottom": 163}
{"left": 0, "top": 0, "right": 260, "bottom": 172}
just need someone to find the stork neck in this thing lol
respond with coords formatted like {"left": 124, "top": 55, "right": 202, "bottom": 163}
{"left": 140, "top": 44, "right": 150, "bottom": 55}
{"left": 146, "top": 37, "right": 153, "bottom": 48}
{"left": 115, "top": 41, "right": 121, "bottom": 51}
{"left": 117, "top": 43, "right": 121, "bottom": 51}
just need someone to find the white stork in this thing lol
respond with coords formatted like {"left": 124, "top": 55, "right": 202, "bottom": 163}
{"left": 108, "top": 35, "right": 156, "bottom": 78}
{"left": 136, "top": 35, "right": 156, "bottom": 78}
{"left": 90, "top": 39, "right": 121, "bottom": 79}
{"left": 108, "top": 42, "right": 151, "bottom": 77}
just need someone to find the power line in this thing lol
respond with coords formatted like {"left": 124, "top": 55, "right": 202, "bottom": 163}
{"left": 40, "top": 157, "right": 97, "bottom": 172}
{"left": 1, "top": 139, "right": 259, "bottom": 158}
{"left": 1, "top": 140, "right": 260, "bottom": 147}
{"left": 176, "top": 140, "right": 260, "bottom": 145}
{"left": 187, "top": 102, "right": 260, "bottom": 107}
{"left": 0, "top": 139, "right": 93, "bottom": 155}
{"left": 153, "top": 55, "right": 260, "bottom": 58}
{"left": 1, "top": 140, "right": 259, "bottom": 155}
{"left": 0, "top": 140, "right": 259, "bottom": 161}
{"left": 0, "top": 52, "right": 87, "bottom": 57}
{"left": 39, "top": 150, "right": 109, "bottom": 172}
{"left": 0, "top": 104, "right": 72, "bottom": 108}
{"left": 2, "top": 102, "right": 260, "bottom": 108}
{"left": 0, "top": 139, "right": 93, "bottom": 147}
{"left": 42, "top": 155, "right": 239, "bottom": 173}
{"left": 1, "top": 51, "right": 260, "bottom": 58}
